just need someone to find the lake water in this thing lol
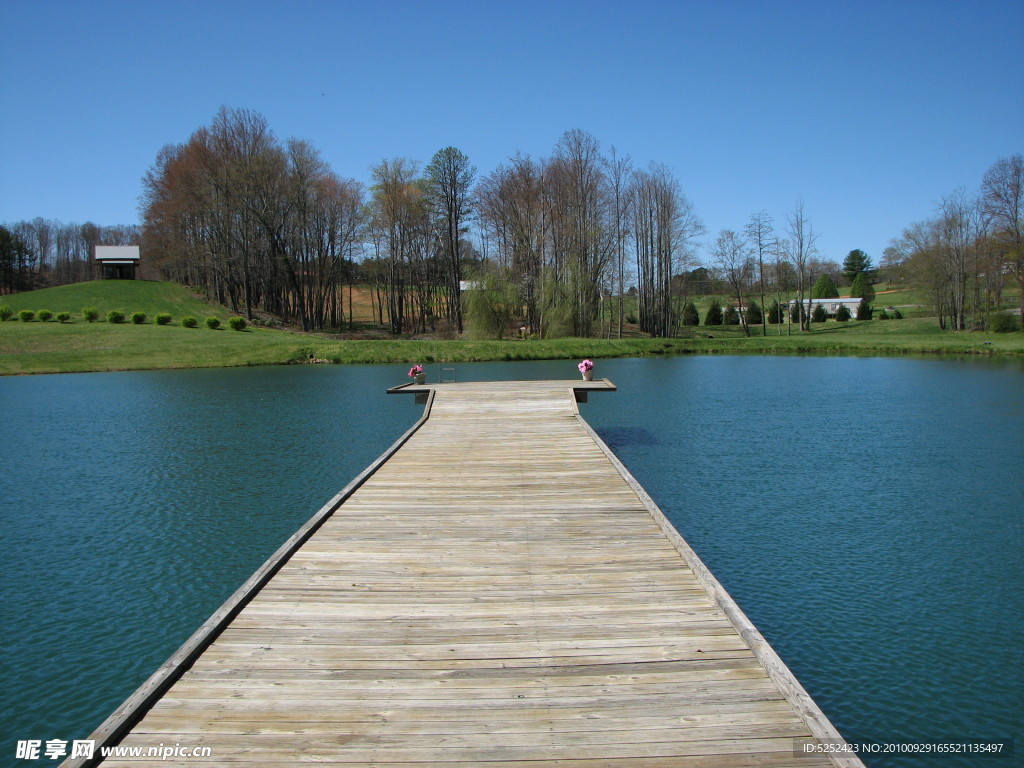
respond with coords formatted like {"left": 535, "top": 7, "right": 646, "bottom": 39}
{"left": 2, "top": 356, "right": 1022, "bottom": 766}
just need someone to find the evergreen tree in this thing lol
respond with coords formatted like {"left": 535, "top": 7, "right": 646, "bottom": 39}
{"left": 724, "top": 305, "right": 740, "bottom": 325}
{"left": 704, "top": 299, "right": 723, "bottom": 325}
{"left": 850, "top": 271, "right": 875, "bottom": 301}
{"left": 811, "top": 274, "right": 840, "bottom": 299}
{"left": 767, "top": 298, "right": 782, "bottom": 324}
{"left": 835, "top": 305, "right": 852, "bottom": 322}
{"left": 746, "top": 300, "right": 763, "bottom": 325}
{"left": 812, "top": 303, "right": 827, "bottom": 322}
{"left": 842, "top": 249, "right": 874, "bottom": 283}
{"left": 856, "top": 299, "right": 873, "bottom": 320}
{"left": 681, "top": 301, "right": 700, "bottom": 326}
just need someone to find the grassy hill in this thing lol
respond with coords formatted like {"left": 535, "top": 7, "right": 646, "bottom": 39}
{"left": 0, "top": 280, "right": 231, "bottom": 321}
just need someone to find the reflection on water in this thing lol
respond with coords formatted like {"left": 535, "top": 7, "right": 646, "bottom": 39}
{"left": 1, "top": 356, "right": 1021, "bottom": 767}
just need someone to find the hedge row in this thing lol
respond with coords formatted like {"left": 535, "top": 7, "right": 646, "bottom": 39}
{"left": 0, "top": 305, "right": 246, "bottom": 330}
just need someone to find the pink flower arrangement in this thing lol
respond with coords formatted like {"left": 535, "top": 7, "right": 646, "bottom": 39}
{"left": 578, "top": 359, "right": 594, "bottom": 373}
{"left": 408, "top": 364, "right": 423, "bottom": 377}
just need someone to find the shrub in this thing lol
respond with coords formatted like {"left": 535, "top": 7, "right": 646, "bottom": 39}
{"left": 36, "top": 310, "right": 53, "bottom": 322}
{"left": 106, "top": 310, "right": 125, "bottom": 324}
{"left": 18, "top": 309, "right": 35, "bottom": 322}
{"left": 155, "top": 313, "right": 172, "bottom": 325}
{"left": 811, "top": 303, "right": 827, "bottom": 323}
{"left": 56, "top": 312, "right": 71, "bottom": 323}
{"left": 227, "top": 316, "right": 247, "bottom": 331}
{"left": 704, "top": 300, "right": 723, "bottom": 326}
{"left": 856, "top": 299, "right": 873, "bottom": 320}
{"left": 835, "top": 305, "right": 852, "bottom": 322}
{"left": 879, "top": 309, "right": 890, "bottom": 320}
{"left": 181, "top": 316, "right": 198, "bottom": 328}
{"left": 790, "top": 302, "right": 805, "bottom": 323}
{"left": 82, "top": 307, "right": 99, "bottom": 323}
{"left": 130, "top": 312, "right": 147, "bottom": 324}
{"left": 767, "top": 299, "right": 782, "bottom": 324}
{"left": 989, "top": 312, "right": 1020, "bottom": 333}
{"left": 625, "top": 313, "right": 638, "bottom": 324}
{"left": 0, "top": 305, "right": 11, "bottom": 321}
{"left": 205, "top": 316, "right": 221, "bottom": 330}
{"left": 892, "top": 308, "right": 903, "bottom": 319}
{"left": 681, "top": 301, "right": 700, "bottom": 327}
{"left": 723, "top": 305, "right": 740, "bottom": 325}
{"left": 746, "top": 300, "right": 763, "bottom": 325}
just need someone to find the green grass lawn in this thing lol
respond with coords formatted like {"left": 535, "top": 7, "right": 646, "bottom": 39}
{"left": 2, "top": 281, "right": 1022, "bottom": 376}
{"left": 0, "top": 320, "right": 323, "bottom": 374}
{"left": 0, "top": 280, "right": 232, "bottom": 322}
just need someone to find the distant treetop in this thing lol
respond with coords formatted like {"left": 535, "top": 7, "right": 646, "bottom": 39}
{"left": 843, "top": 249, "right": 874, "bottom": 283}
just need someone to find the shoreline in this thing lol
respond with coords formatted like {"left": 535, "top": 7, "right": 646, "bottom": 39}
{"left": 3, "top": 327, "right": 1022, "bottom": 377}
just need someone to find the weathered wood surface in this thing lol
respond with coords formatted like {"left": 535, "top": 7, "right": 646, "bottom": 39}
{"left": 85, "top": 380, "right": 861, "bottom": 767}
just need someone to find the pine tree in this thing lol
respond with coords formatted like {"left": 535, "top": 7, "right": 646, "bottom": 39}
{"left": 835, "top": 305, "right": 852, "bottom": 322}
{"left": 856, "top": 299, "right": 873, "bottom": 320}
{"left": 681, "top": 301, "right": 700, "bottom": 326}
{"left": 850, "top": 271, "right": 875, "bottom": 301}
{"left": 704, "top": 299, "right": 723, "bottom": 325}
{"left": 812, "top": 303, "right": 827, "bottom": 322}
{"left": 811, "top": 274, "right": 839, "bottom": 299}
{"left": 842, "top": 249, "right": 873, "bottom": 283}
{"left": 724, "top": 305, "right": 740, "bottom": 325}
{"left": 746, "top": 300, "right": 763, "bottom": 325}
{"left": 767, "top": 298, "right": 782, "bottom": 324}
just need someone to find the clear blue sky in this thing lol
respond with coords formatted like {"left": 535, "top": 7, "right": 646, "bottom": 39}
{"left": 1, "top": 0, "right": 1020, "bottom": 266}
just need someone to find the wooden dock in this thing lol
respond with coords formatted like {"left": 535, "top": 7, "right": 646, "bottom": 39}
{"left": 68, "top": 380, "right": 862, "bottom": 767}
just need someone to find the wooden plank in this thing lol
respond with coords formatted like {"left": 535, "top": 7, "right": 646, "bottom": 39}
{"left": 64, "top": 380, "right": 861, "bottom": 767}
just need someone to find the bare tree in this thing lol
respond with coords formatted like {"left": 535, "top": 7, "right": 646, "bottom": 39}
{"left": 476, "top": 154, "right": 550, "bottom": 334}
{"left": 713, "top": 229, "right": 754, "bottom": 337}
{"left": 787, "top": 202, "right": 818, "bottom": 331}
{"left": 605, "top": 147, "right": 633, "bottom": 338}
{"left": 982, "top": 154, "right": 1023, "bottom": 327}
{"left": 425, "top": 147, "right": 475, "bottom": 334}
{"left": 889, "top": 219, "right": 951, "bottom": 328}
{"left": 935, "top": 190, "right": 974, "bottom": 330}
{"left": 550, "top": 129, "right": 612, "bottom": 337}
{"left": 745, "top": 211, "right": 774, "bottom": 336}
{"left": 772, "top": 237, "right": 792, "bottom": 334}
{"left": 369, "top": 157, "right": 425, "bottom": 334}
{"left": 141, "top": 107, "right": 363, "bottom": 329}
{"left": 630, "top": 164, "right": 703, "bottom": 337}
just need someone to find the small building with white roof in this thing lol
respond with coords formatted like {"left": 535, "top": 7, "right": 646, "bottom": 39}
{"left": 94, "top": 246, "right": 140, "bottom": 280}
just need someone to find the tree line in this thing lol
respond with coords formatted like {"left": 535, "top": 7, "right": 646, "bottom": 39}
{"left": 140, "top": 111, "right": 712, "bottom": 338}
{"left": 6, "top": 106, "right": 1020, "bottom": 336}
{"left": 133, "top": 109, "right": 872, "bottom": 339}
{"left": 0, "top": 220, "right": 139, "bottom": 295}
{"left": 884, "top": 154, "right": 1023, "bottom": 330}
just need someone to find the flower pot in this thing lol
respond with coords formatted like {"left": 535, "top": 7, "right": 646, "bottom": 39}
{"left": 581, "top": 370, "right": 593, "bottom": 381}
{"left": 414, "top": 373, "right": 426, "bottom": 384}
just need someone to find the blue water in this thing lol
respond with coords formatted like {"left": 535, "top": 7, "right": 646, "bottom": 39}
{"left": 1, "top": 357, "right": 1021, "bottom": 766}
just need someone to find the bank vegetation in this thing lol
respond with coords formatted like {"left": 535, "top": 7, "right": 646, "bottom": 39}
{"left": 2, "top": 107, "right": 1020, "bottom": 339}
